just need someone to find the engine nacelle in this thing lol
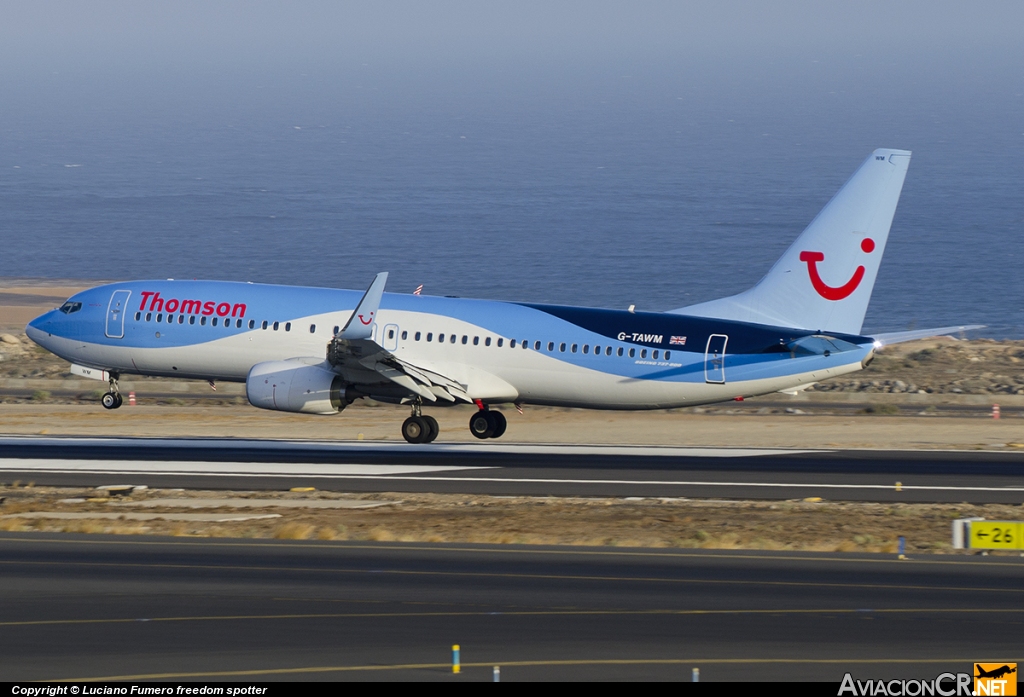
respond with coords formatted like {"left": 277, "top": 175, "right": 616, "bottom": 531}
{"left": 246, "top": 360, "right": 347, "bottom": 415}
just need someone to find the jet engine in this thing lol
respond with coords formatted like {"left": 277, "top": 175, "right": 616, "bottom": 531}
{"left": 246, "top": 360, "right": 348, "bottom": 415}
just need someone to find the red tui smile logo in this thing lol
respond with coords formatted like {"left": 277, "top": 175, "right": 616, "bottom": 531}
{"left": 358, "top": 311, "right": 375, "bottom": 325}
{"left": 799, "top": 238, "right": 875, "bottom": 301}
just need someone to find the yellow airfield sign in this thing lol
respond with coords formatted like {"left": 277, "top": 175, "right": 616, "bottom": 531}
{"left": 969, "top": 521, "right": 1022, "bottom": 550}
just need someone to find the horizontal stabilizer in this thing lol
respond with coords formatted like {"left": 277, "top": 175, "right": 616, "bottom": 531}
{"left": 870, "top": 325, "right": 985, "bottom": 347}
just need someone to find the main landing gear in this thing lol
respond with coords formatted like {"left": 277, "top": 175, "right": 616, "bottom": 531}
{"left": 401, "top": 402, "right": 439, "bottom": 444}
{"left": 101, "top": 373, "right": 123, "bottom": 410}
{"left": 469, "top": 406, "right": 506, "bottom": 440}
{"left": 400, "top": 402, "right": 508, "bottom": 443}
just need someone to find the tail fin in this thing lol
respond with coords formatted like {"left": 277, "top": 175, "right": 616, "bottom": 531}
{"left": 670, "top": 149, "right": 911, "bottom": 335}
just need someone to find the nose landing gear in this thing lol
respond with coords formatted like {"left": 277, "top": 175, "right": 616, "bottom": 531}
{"left": 101, "top": 373, "right": 123, "bottom": 410}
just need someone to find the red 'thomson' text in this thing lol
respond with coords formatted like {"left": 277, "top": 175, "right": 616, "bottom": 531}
{"left": 139, "top": 291, "right": 247, "bottom": 318}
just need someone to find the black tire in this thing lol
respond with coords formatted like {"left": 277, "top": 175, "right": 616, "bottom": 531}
{"left": 402, "top": 416, "right": 430, "bottom": 443}
{"left": 469, "top": 411, "right": 494, "bottom": 439}
{"left": 101, "top": 392, "right": 119, "bottom": 410}
{"left": 422, "top": 415, "right": 440, "bottom": 443}
{"left": 488, "top": 410, "right": 507, "bottom": 438}
{"left": 113, "top": 393, "right": 124, "bottom": 408}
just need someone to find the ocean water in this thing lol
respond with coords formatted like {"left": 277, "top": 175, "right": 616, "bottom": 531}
{"left": 0, "top": 74, "right": 1021, "bottom": 338}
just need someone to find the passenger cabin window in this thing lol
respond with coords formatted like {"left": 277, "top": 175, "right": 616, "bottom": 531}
{"left": 606, "top": 346, "right": 612, "bottom": 356}
{"left": 236, "top": 319, "right": 242, "bottom": 328}
{"left": 402, "top": 331, "right": 408, "bottom": 340}
{"left": 617, "top": 347, "right": 624, "bottom": 357}
{"left": 439, "top": 333, "right": 445, "bottom": 343}
{"left": 248, "top": 320, "right": 254, "bottom": 329}
{"left": 594, "top": 345, "right": 600, "bottom": 354}
{"left": 547, "top": 342, "right": 554, "bottom": 351}
{"left": 273, "top": 321, "right": 279, "bottom": 331}
{"left": 59, "top": 301, "right": 82, "bottom": 314}
{"left": 497, "top": 338, "right": 503, "bottom": 347}
{"left": 473, "top": 336, "right": 479, "bottom": 345}
{"left": 168, "top": 314, "right": 174, "bottom": 323}
{"left": 450, "top": 334, "right": 457, "bottom": 344}
{"left": 178, "top": 315, "right": 184, "bottom": 324}
{"left": 426, "top": 333, "right": 433, "bottom": 342}
{"left": 190, "top": 316, "right": 196, "bottom": 325}
{"left": 146, "top": 313, "right": 152, "bottom": 322}
{"left": 134, "top": 312, "right": 141, "bottom": 321}
{"left": 510, "top": 339, "right": 516, "bottom": 348}
{"left": 571, "top": 344, "right": 578, "bottom": 353}
{"left": 157, "top": 313, "right": 164, "bottom": 322}
{"left": 201, "top": 316, "right": 207, "bottom": 326}
{"left": 534, "top": 341, "right": 541, "bottom": 350}
{"left": 653, "top": 350, "right": 659, "bottom": 359}
{"left": 583, "top": 345, "right": 589, "bottom": 354}
{"left": 415, "top": 331, "right": 421, "bottom": 341}
{"left": 485, "top": 337, "right": 491, "bottom": 346}
{"left": 212, "top": 317, "right": 218, "bottom": 327}
{"left": 461, "top": 335, "right": 468, "bottom": 345}
{"left": 261, "top": 320, "right": 268, "bottom": 330}
{"left": 628, "top": 348, "right": 635, "bottom": 357}
{"left": 641, "top": 349, "right": 647, "bottom": 358}
{"left": 387, "top": 328, "right": 395, "bottom": 340}
{"left": 665, "top": 351, "right": 671, "bottom": 360}
{"left": 560, "top": 343, "right": 566, "bottom": 352}
{"left": 333, "top": 326, "right": 340, "bottom": 335}
{"left": 310, "top": 324, "right": 316, "bottom": 334}
{"left": 285, "top": 322, "right": 291, "bottom": 332}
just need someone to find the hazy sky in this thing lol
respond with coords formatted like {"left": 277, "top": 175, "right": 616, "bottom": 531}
{"left": 2, "top": 2, "right": 1022, "bottom": 115}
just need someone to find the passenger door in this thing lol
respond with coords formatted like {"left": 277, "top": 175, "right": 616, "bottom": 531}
{"left": 105, "top": 290, "right": 132, "bottom": 339}
{"left": 704, "top": 334, "right": 728, "bottom": 384}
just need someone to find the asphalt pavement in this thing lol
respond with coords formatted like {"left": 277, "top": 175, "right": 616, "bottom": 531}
{"left": 2, "top": 436, "right": 1024, "bottom": 503}
{"left": 1, "top": 533, "right": 1022, "bottom": 682}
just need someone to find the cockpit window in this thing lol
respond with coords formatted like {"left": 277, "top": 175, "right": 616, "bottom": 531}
{"left": 58, "top": 301, "right": 82, "bottom": 314}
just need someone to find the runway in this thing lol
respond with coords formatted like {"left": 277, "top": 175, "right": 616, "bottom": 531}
{"left": 1, "top": 533, "right": 1021, "bottom": 682}
{"left": 2, "top": 436, "right": 1024, "bottom": 502}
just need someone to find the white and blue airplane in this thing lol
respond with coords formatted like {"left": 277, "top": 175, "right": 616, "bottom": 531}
{"left": 26, "top": 149, "right": 977, "bottom": 443}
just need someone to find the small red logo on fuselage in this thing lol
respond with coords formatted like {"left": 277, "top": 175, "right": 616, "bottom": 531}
{"left": 799, "top": 238, "right": 875, "bottom": 301}
{"left": 358, "top": 312, "right": 374, "bottom": 325}
{"left": 138, "top": 291, "right": 246, "bottom": 318}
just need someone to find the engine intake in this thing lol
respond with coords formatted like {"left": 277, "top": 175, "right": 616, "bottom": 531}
{"left": 246, "top": 360, "right": 347, "bottom": 415}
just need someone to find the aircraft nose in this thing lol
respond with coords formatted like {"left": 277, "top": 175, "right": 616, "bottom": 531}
{"left": 25, "top": 311, "right": 54, "bottom": 347}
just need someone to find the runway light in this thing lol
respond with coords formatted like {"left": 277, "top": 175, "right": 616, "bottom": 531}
{"left": 898, "top": 535, "right": 907, "bottom": 560}
{"left": 452, "top": 644, "right": 461, "bottom": 674}
{"left": 493, "top": 666, "right": 500, "bottom": 682}
{"left": 693, "top": 667, "right": 700, "bottom": 682}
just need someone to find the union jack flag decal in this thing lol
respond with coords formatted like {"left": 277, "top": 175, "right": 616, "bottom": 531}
{"left": 670, "top": 336, "right": 687, "bottom": 346}
{"left": 413, "top": 284, "right": 423, "bottom": 295}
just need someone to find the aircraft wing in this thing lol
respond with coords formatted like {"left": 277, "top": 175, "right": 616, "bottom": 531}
{"left": 327, "top": 336, "right": 472, "bottom": 403}
{"left": 327, "top": 272, "right": 471, "bottom": 403}
{"left": 870, "top": 324, "right": 985, "bottom": 347}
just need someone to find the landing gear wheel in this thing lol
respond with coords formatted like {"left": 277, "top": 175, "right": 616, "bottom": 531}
{"left": 422, "top": 415, "right": 439, "bottom": 443}
{"left": 469, "top": 411, "right": 494, "bottom": 439}
{"left": 101, "top": 392, "right": 121, "bottom": 410}
{"left": 114, "top": 392, "right": 123, "bottom": 408}
{"left": 402, "top": 415, "right": 431, "bottom": 444}
{"left": 488, "top": 410, "right": 507, "bottom": 439}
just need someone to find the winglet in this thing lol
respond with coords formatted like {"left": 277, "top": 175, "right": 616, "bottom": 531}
{"left": 338, "top": 272, "right": 389, "bottom": 340}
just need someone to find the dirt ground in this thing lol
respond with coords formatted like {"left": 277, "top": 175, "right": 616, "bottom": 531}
{"left": 1, "top": 485, "right": 1020, "bottom": 555}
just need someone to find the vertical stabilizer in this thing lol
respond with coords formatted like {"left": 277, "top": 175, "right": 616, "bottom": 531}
{"left": 670, "top": 149, "right": 911, "bottom": 335}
